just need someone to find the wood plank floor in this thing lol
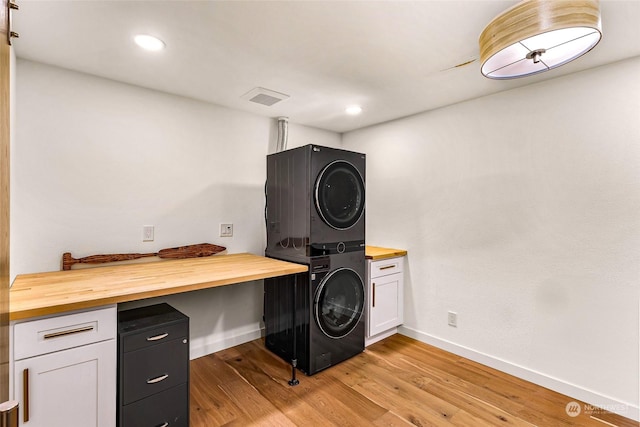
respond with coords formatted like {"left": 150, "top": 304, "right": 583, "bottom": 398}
{"left": 190, "top": 334, "right": 637, "bottom": 427}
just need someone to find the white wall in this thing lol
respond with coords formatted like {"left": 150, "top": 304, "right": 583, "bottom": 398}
{"left": 343, "top": 57, "right": 640, "bottom": 420}
{"left": 13, "top": 55, "right": 639, "bottom": 419}
{"left": 11, "top": 59, "right": 340, "bottom": 358}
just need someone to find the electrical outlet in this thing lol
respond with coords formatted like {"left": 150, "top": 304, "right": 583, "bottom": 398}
{"left": 448, "top": 311, "right": 457, "bottom": 327}
{"left": 220, "top": 223, "right": 233, "bottom": 237}
{"left": 142, "top": 225, "right": 154, "bottom": 242}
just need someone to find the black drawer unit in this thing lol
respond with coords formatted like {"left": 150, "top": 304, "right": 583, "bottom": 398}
{"left": 118, "top": 303, "right": 190, "bottom": 427}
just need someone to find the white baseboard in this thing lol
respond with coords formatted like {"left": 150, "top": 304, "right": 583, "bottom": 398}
{"left": 398, "top": 326, "right": 639, "bottom": 422}
{"left": 365, "top": 327, "right": 398, "bottom": 347}
{"left": 189, "top": 327, "right": 264, "bottom": 360}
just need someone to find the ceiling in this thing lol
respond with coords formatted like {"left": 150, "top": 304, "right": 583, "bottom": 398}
{"left": 12, "top": 0, "right": 640, "bottom": 133}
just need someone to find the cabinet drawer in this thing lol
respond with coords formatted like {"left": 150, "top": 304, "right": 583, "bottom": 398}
{"left": 122, "top": 383, "right": 188, "bottom": 427}
{"left": 122, "top": 321, "right": 188, "bottom": 353}
{"left": 13, "top": 305, "right": 117, "bottom": 361}
{"left": 370, "top": 258, "right": 403, "bottom": 279}
{"left": 122, "top": 337, "right": 189, "bottom": 405}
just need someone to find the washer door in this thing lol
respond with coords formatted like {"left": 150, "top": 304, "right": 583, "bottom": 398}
{"left": 315, "top": 160, "right": 365, "bottom": 230}
{"left": 314, "top": 268, "right": 365, "bottom": 339}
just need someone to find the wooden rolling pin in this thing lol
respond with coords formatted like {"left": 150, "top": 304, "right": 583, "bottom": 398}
{"left": 62, "top": 243, "right": 226, "bottom": 270}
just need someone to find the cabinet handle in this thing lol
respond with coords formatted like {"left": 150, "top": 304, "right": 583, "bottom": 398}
{"left": 146, "top": 374, "right": 169, "bottom": 384}
{"left": 43, "top": 325, "right": 94, "bottom": 340}
{"left": 146, "top": 333, "right": 169, "bottom": 341}
{"left": 156, "top": 423, "right": 169, "bottom": 427}
{"left": 372, "top": 284, "right": 376, "bottom": 308}
{"left": 7, "top": 2, "right": 19, "bottom": 46}
{"left": 379, "top": 265, "right": 396, "bottom": 270}
{"left": 23, "top": 369, "right": 29, "bottom": 423}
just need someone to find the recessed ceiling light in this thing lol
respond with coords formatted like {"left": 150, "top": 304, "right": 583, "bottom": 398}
{"left": 345, "top": 105, "right": 362, "bottom": 115}
{"left": 134, "top": 34, "right": 166, "bottom": 52}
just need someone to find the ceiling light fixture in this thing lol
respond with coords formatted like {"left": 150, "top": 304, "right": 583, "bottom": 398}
{"left": 345, "top": 105, "right": 363, "bottom": 115}
{"left": 479, "top": 0, "right": 602, "bottom": 79}
{"left": 134, "top": 34, "right": 166, "bottom": 52}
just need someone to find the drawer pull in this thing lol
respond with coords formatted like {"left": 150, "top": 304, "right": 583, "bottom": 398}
{"left": 146, "top": 333, "right": 169, "bottom": 342}
{"left": 372, "top": 284, "right": 376, "bottom": 308}
{"left": 156, "top": 423, "right": 169, "bottom": 427}
{"left": 146, "top": 374, "right": 169, "bottom": 384}
{"left": 43, "top": 325, "right": 94, "bottom": 340}
{"left": 379, "top": 265, "right": 396, "bottom": 270}
{"left": 23, "top": 369, "right": 29, "bottom": 423}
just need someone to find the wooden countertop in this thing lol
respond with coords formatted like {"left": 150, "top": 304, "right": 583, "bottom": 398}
{"left": 365, "top": 245, "right": 408, "bottom": 260}
{"left": 10, "top": 253, "right": 308, "bottom": 321}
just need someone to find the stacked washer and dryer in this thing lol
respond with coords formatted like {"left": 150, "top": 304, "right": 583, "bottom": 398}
{"left": 264, "top": 144, "right": 366, "bottom": 375}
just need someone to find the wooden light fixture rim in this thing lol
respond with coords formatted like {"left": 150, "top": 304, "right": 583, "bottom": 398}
{"left": 479, "top": 0, "right": 602, "bottom": 66}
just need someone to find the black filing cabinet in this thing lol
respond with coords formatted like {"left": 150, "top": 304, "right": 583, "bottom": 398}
{"left": 118, "top": 303, "right": 190, "bottom": 427}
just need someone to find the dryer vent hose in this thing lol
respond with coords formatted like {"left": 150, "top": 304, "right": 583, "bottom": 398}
{"left": 276, "top": 116, "right": 288, "bottom": 152}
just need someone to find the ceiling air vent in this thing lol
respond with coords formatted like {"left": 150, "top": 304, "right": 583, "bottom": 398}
{"left": 241, "top": 87, "right": 290, "bottom": 107}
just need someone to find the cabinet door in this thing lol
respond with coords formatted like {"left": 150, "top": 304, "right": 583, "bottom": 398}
{"left": 14, "top": 340, "right": 116, "bottom": 427}
{"left": 369, "top": 273, "right": 403, "bottom": 337}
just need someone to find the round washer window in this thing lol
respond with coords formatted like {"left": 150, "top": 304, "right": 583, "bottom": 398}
{"left": 314, "top": 268, "right": 364, "bottom": 339}
{"left": 315, "top": 160, "right": 365, "bottom": 230}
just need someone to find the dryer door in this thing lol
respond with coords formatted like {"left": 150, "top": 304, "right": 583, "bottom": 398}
{"left": 314, "top": 268, "right": 365, "bottom": 339}
{"left": 314, "top": 160, "right": 365, "bottom": 230}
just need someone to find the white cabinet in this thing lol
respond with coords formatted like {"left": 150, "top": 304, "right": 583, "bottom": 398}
{"left": 11, "top": 305, "right": 117, "bottom": 427}
{"left": 366, "top": 256, "right": 404, "bottom": 345}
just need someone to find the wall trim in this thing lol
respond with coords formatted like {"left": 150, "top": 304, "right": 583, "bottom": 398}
{"left": 398, "top": 326, "right": 639, "bottom": 422}
{"left": 365, "top": 327, "right": 398, "bottom": 347}
{"left": 190, "top": 327, "right": 264, "bottom": 360}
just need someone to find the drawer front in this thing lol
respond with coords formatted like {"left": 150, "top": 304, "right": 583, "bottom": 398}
{"left": 122, "top": 383, "right": 188, "bottom": 427}
{"left": 13, "top": 305, "right": 117, "bottom": 360}
{"left": 370, "top": 258, "right": 404, "bottom": 279}
{"left": 122, "top": 320, "right": 188, "bottom": 353}
{"left": 122, "top": 338, "right": 189, "bottom": 405}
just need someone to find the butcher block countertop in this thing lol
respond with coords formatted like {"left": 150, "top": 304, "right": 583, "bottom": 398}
{"left": 9, "top": 253, "right": 308, "bottom": 321}
{"left": 365, "top": 245, "right": 408, "bottom": 260}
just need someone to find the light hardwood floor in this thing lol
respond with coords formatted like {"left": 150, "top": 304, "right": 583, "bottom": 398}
{"left": 190, "top": 334, "right": 637, "bottom": 426}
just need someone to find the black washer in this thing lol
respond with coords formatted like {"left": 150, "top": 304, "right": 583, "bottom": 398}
{"left": 314, "top": 160, "right": 365, "bottom": 230}
{"left": 314, "top": 267, "right": 364, "bottom": 339}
